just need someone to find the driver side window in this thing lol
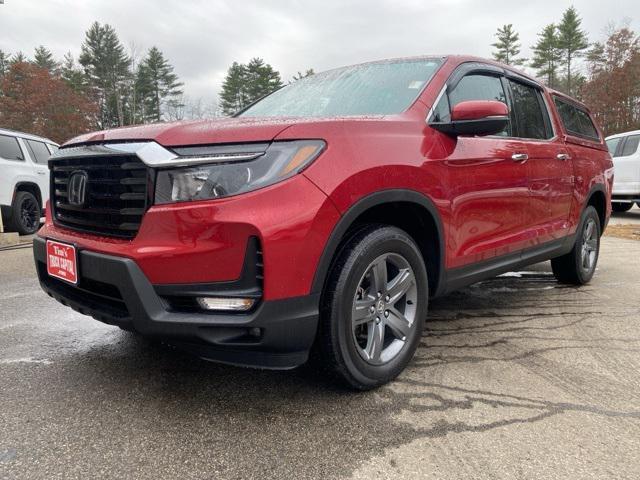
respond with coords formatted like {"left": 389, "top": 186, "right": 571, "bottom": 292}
{"left": 432, "top": 74, "right": 511, "bottom": 136}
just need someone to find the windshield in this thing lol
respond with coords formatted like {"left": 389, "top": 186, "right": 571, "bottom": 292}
{"left": 239, "top": 58, "right": 443, "bottom": 118}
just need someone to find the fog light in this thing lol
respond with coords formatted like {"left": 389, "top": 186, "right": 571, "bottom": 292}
{"left": 196, "top": 297, "right": 256, "bottom": 312}
{"left": 249, "top": 327, "right": 261, "bottom": 338}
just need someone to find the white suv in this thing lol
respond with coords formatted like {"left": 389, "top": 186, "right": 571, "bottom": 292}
{"left": 606, "top": 130, "right": 640, "bottom": 212}
{"left": 0, "top": 128, "right": 59, "bottom": 234}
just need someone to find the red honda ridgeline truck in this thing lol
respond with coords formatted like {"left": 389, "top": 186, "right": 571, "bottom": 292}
{"left": 34, "top": 56, "right": 613, "bottom": 389}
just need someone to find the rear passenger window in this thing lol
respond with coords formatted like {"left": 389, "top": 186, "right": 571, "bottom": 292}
{"left": 508, "top": 81, "right": 552, "bottom": 139}
{"left": 0, "top": 134, "right": 24, "bottom": 161}
{"left": 25, "top": 139, "right": 52, "bottom": 164}
{"left": 620, "top": 135, "right": 640, "bottom": 157}
{"left": 448, "top": 74, "right": 510, "bottom": 135}
{"left": 554, "top": 98, "right": 600, "bottom": 140}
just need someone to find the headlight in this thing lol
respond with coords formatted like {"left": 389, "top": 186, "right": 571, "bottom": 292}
{"left": 154, "top": 140, "right": 325, "bottom": 204}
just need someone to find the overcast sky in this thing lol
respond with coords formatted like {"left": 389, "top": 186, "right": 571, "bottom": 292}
{"left": 1, "top": 0, "right": 638, "bottom": 106}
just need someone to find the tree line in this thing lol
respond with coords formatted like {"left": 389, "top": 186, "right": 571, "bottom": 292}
{"left": 2, "top": 9, "right": 636, "bottom": 143}
{"left": 219, "top": 61, "right": 313, "bottom": 115}
{"left": 0, "top": 21, "right": 184, "bottom": 142}
{"left": 0, "top": 18, "right": 312, "bottom": 142}
{"left": 491, "top": 6, "right": 640, "bottom": 135}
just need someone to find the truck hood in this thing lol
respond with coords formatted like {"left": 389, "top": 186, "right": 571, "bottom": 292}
{"left": 63, "top": 117, "right": 303, "bottom": 148}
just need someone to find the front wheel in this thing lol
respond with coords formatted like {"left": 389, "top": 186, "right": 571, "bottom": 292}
{"left": 551, "top": 206, "right": 601, "bottom": 285}
{"left": 318, "top": 225, "right": 428, "bottom": 390}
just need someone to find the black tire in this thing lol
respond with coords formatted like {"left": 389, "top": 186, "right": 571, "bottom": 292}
{"left": 318, "top": 225, "right": 428, "bottom": 390}
{"left": 612, "top": 202, "right": 633, "bottom": 213}
{"left": 551, "top": 206, "right": 601, "bottom": 285}
{"left": 7, "top": 191, "right": 41, "bottom": 235}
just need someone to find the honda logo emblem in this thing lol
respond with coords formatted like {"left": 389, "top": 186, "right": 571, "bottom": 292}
{"left": 68, "top": 171, "right": 89, "bottom": 207}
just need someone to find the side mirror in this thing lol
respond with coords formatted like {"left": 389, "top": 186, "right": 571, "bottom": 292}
{"left": 430, "top": 100, "right": 509, "bottom": 136}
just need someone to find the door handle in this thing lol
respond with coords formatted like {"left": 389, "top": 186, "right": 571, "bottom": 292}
{"left": 556, "top": 153, "right": 571, "bottom": 161}
{"left": 511, "top": 153, "right": 528, "bottom": 162}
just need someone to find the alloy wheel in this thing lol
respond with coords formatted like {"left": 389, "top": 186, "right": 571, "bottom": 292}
{"left": 20, "top": 197, "right": 39, "bottom": 232}
{"left": 351, "top": 253, "right": 418, "bottom": 366}
{"left": 581, "top": 218, "right": 598, "bottom": 273}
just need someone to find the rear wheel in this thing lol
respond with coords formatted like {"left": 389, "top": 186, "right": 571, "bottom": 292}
{"left": 612, "top": 202, "right": 633, "bottom": 213}
{"left": 318, "top": 225, "right": 428, "bottom": 390}
{"left": 8, "top": 191, "right": 41, "bottom": 235}
{"left": 551, "top": 206, "right": 600, "bottom": 285}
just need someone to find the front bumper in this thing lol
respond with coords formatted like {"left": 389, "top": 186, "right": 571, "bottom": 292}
{"left": 39, "top": 167, "right": 341, "bottom": 300}
{"left": 33, "top": 236, "right": 319, "bottom": 369}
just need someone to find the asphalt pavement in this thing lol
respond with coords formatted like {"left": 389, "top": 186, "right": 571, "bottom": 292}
{"left": 1, "top": 225, "right": 639, "bottom": 479}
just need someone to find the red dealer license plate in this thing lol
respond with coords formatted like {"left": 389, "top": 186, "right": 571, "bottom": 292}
{"left": 46, "top": 240, "right": 78, "bottom": 285}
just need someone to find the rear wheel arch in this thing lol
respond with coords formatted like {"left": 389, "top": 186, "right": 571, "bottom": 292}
{"left": 311, "top": 189, "right": 445, "bottom": 298}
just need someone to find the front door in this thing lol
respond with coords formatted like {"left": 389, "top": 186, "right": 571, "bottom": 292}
{"left": 445, "top": 136, "right": 531, "bottom": 268}
{"left": 432, "top": 71, "right": 532, "bottom": 269}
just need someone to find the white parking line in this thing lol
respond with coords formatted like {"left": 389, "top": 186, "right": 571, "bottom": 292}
{"left": 0, "top": 357, "right": 52, "bottom": 365}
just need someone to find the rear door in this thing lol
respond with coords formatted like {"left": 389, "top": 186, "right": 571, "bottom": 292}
{"left": 611, "top": 134, "right": 640, "bottom": 195}
{"left": 23, "top": 139, "right": 52, "bottom": 204}
{"left": 506, "top": 78, "right": 574, "bottom": 245}
{"left": 552, "top": 96, "right": 608, "bottom": 228}
{"left": 431, "top": 68, "right": 531, "bottom": 268}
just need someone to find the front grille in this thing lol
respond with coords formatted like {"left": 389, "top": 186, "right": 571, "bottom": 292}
{"left": 51, "top": 154, "right": 152, "bottom": 238}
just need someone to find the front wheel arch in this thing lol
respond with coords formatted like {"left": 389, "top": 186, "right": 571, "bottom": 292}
{"left": 310, "top": 189, "right": 445, "bottom": 298}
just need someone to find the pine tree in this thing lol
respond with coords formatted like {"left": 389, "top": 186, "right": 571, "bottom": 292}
{"left": 585, "top": 42, "right": 606, "bottom": 74}
{"left": 135, "top": 46, "right": 184, "bottom": 123}
{"left": 219, "top": 58, "right": 283, "bottom": 115}
{"left": 291, "top": 69, "right": 315, "bottom": 82}
{"left": 531, "top": 24, "right": 562, "bottom": 88}
{"left": 557, "top": 6, "right": 589, "bottom": 95}
{"left": 9, "top": 51, "right": 28, "bottom": 65}
{"left": 33, "top": 46, "right": 58, "bottom": 73}
{"left": 219, "top": 62, "right": 248, "bottom": 115}
{"left": 126, "top": 43, "right": 142, "bottom": 125}
{"left": 79, "top": 22, "right": 131, "bottom": 128}
{"left": 492, "top": 24, "right": 525, "bottom": 66}
{"left": 244, "top": 57, "right": 283, "bottom": 103}
{"left": 60, "top": 52, "right": 86, "bottom": 92}
{"left": 0, "top": 50, "right": 9, "bottom": 78}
